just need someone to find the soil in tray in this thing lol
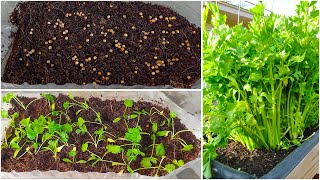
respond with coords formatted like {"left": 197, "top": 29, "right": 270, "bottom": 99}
{"left": 2, "top": 1, "right": 201, "bottom": 88}
{"left": 216, "top": 127, "right": 318, "bottom": 178}
{"left": 1, "top": 94, "right": 200, "bottom": 176}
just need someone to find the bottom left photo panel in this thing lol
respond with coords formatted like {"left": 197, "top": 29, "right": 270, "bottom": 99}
{"left": 1, "top": 91, "right": 201, "bottom": 179}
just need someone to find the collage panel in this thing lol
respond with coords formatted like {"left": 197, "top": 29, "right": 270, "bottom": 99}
{"left": 1, "top": 1, "right": 201, "bottom": 89}
{"left": 1, "top": 91, "right": 201, "bottom": 178}
{"left": 203, "top": 1, "right": 319, "bottom": 179}
{"left": 0, "top": 1, "right": 202, "bottom": 179}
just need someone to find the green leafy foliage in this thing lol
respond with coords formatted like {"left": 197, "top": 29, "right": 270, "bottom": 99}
{"left": 173, "top": 159, "right": 184, "bottom": 167}
{"left": 182, "top": 144, "right": 193, "bottom": 152}
{"left": 203, "top": 1, "right": 319, "bottom": 178}
{"left": 140, "top": 157, "right": 157, "bottom": 168}
{"left": 126, "top": 148, "right": 145, "bottom": 161}
{"left": 124, "top": 127, "right": 141, "bottom": 143}
{"left": 164, "top": 163, "right": 176, "bottom": 173}
{"left": 41, "top": 93, "right": 54, "bottom": 103}
{"left": 63, "top": 101, "right": 70, "bottom": 109}
{"left": 2, "top": 93, "right": 14, "bottom": 103}
{"left": 106, "top": 144, "right": 122, "bottom": 154}
{"left": 1, "top": 110, "right": 9, "bottom": 118}
{"left": 124, "top": 99, "right": 133, "bottom": 108}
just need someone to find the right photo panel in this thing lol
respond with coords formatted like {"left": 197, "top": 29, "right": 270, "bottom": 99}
{"left": 202, "top": 1, "right": 319, "bottom": 179}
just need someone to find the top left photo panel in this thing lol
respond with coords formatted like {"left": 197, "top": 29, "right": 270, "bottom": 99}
{"left": 1, "top": 1, "right": 201, "bottom": 89}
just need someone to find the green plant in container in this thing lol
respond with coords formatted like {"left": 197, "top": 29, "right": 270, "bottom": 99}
{"left": 203, "top": 1, "right": 319, "bottom": 178}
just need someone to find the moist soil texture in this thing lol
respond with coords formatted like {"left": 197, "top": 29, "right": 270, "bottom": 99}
{"left": 1, "top": 94, "right": 200, "bottom": 176}
{"left": 216, "top": 127, "right": 318, "bottom": 178}
{"left": 2, "top": 1, "right": 201, "bottom": 88}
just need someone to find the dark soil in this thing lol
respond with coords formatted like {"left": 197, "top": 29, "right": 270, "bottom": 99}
{"left": 1, "top": 94, "right": 200, "bottom": 176}
{"left": 216, "top": 127, "right": 318, "bottom": 178}
{"left": 2, "top": 1, "right": 201, "bottom": 88}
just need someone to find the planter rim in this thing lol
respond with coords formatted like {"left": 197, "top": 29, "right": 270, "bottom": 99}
{"left": 212, "top": 130, "right": 319, "bottom": 179}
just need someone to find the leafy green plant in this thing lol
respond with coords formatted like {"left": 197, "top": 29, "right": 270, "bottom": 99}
{"left": 1, "top": 111, "right": 19, "bottom": 149}
{"left": 113, "top": 99, "right": 136, "bottom": 130}
{"left": 203, "top": 1, "right": 319, "bottom": 178}
{"left": 67, "top": 93, "right": 104, "bottom": 126}
{"left": 2, "top": 93, "right": 38, "bottom": 110}
{"left": 63, "top": 147, "right": 77, "bottom": 163}
{"left": 75, "top": 117, "right": 106, "bottom": 148}
{"left": 42, "top": 139, "right": 65, "bottom": 160}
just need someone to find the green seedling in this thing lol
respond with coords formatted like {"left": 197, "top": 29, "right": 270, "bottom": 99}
{"left": 75, "top": 117, "right": 111, "bottom": 148}
{"left": 63, "top": 147, "right": 77, "bottom": 163}
{"left": 84, "top": 151, "right": 126, "bottom": 167}
{"left": 2, "top": 93, "right": 38, "bottom": 110}
{"left": 135, "top": 156, "right": 185, "bottom": 177}
{"left": 68, "top": 94, "right": 103, "bottom": 125}
{"left": 150, "top": 111, "right": 194, "bottom": 152}
{"left": 1, "top": 111, "right": 19, "bottom": 149}
{"left": 42, "top": 139, "right": 65, "bottom": 160}
{"left": 113, "top": 99, "right": 134, "bottom": 130}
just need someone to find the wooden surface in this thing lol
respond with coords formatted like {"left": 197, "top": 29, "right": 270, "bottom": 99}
{"left": 286, "top": 143, "right": 319, "bottom": 179}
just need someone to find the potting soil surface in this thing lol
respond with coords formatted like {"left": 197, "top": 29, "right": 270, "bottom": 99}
{"left": 1, "top": 94, "right": 200, "bottom": 176}
{"left": 216, "top": 127, "right": 318, "bottom": 178}
{"left": 2, "top": 1, "right": 201, "bottom": 88}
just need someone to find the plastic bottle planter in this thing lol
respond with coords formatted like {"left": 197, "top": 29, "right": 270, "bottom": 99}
{"left": 211, "top": 130, "right": 319, "bottom": 179}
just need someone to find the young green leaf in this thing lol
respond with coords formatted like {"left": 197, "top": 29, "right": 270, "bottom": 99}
{"left": 124, "top": 99, "right": 133, "bottom": 108}
{"left": 156, "top": 131, "right": 170, "bottom": 137}
{"left": 127, "top": 165, "right": 134, "bottom": 173}
{"left": 170, "top": 112, "right": 177, "bottom": 118}
{"left": 76, "top": 160, "right": 87, "bottom": 164}
{"left": 62, "top": 123, "right": 73, "bottom": 133}
{"left": 155, "top": 143, "right": 166, "bottom": 156}
{"left": 41, "top": 93, "right": 54, "bottom": 103}
{"left": 63, "top": 101, "right": 70, "bottom": 109}
{"left": 13, "top": 148, "right": 21, "bottom": 158}
{"left": 94, "top": 128, "right": 104, "bottom": 136}
{"left": 20, "top": 117, "right": 30, "bottom": 127}
{"left": 77, "top": 117, "right": 86, "bottom": 127}
{"left": 125, "top": 128, "right": 141, "bottom": 143}
{"left": 126, "top": 148, "right": 145, "bottom": 161}
{"left": 152, "top": 123, "right": 158, "bottom": 133}
{"left": 69, "top": 92, "right": 74, "bottom": 99}
{"left": 113, "top": 117, "right": 121, "bottom": 123}
{"left": 164, "top": 163, "right": 176, "bottom": 173}
{"left": 63, "top": 158, "right": 72, "bottom": 163}
{"left": 81, "top": 143, "right": 88, "bottom": 152}
{"left": 2, "top": 93, "right": 14, "bottom": 103}
{"left": 1, "top": 110, "right": 8, "bottom": 118}
{"left": 140, "top": 157, "right": 158, "bottom": 168}
{"left": 107, "top": 138, "right": 115, "bottom": 142}
{"left": 69, "top": 147, "right": 77, "bottom": 157}
{"left": 112, "top": 162, "right": 125, "bottom": 166}
{"left": 173, "top": 159, "right": 184, "bottom": 167}
{"left": 182, "top": 144, "right": 194, "bottom": 152}
{"left": 106, "top": 144, "right": 122, "bottom": 154}
{"left": 129, "top": 114, "right": 138, "bottom": 119}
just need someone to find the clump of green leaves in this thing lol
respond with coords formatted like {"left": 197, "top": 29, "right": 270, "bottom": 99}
{"left": 203, "top": 1, "right": 319, "bottom": 178}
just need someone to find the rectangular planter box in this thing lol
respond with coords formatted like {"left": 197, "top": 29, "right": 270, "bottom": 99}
{"left": 1, "top": 91, "right": 201, "bottom": 179}
{"left": 1, "top": 1, "right": 201, "bottom": 89}
{"left": 211, "top": 130, "right": 319, "bottom": 179}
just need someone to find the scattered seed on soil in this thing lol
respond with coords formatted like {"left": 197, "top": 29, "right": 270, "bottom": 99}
{"left": 2, "top": 1, "right": 200, "bottom": 88}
